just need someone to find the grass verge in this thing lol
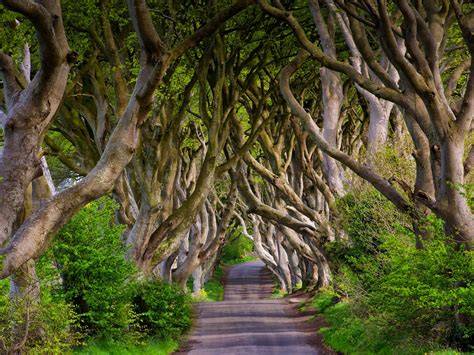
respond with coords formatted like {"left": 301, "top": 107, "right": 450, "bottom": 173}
{"left": 311, "top": 289, "right": 466, "bottom": 354}
{"left": 222, "top": 255, "right": 258, "bottom": 265}
{"left": 73, "top": 338, "right": 178, "bottom": 355}
{"left": 201, "top": 265, "right": 225, "bottom": 302}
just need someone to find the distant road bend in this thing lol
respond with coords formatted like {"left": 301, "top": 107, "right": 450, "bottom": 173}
{"left": 176, "top": 260, "right": 332, "bottom": 355}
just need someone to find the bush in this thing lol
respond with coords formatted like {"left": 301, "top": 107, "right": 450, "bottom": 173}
{"left": 133, "top": 281, "right": 192, "bottom": 340}
{"left": 74, "top": 338, "right": 178, "bottom": 355}
{"left": 51, "top": 197, "right": 137, "bottom": 340}
{"left": 312, "top": 288, "right": 338, "bottom": 313}
{"left": 0, "top": 272, "right": 78, "bottom": 353}
{"left": 221, "top": 230, "right": 254, "bottom": 263}
{"left": 202, "top": 265, "right": 224, "bottom": 301}
{"left": 0, "top": 196, "right": 197, "bottom": 352}
{"left": 366, "top": 228, "right": 473, "bottom": 349}
{"left": 322, "top": 188, "right": 474, "bottom": 352}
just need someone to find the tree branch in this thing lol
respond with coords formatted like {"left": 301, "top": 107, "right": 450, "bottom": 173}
{"left": 2, "top": 0, "right": 63, "bottom": 71}
{"left": 171, "top": 0, "right": 256, "bottom": 61}
{"left": 258, "top": 0, "right": 415, "bottom": 113}
{"left": 127, "top": 0, "right": 165, "bottom": 63}
{"left": 279, "top": 50, "right": 411, "bottom": 212}
{"left": 0, "top": 53, "right": 21, "bottom": 110}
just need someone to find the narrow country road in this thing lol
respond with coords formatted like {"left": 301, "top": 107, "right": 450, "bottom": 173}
{"left": 176, "top": 260, "right": 332, "bottom": 355}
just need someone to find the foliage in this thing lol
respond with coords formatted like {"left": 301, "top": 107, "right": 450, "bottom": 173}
{"left": 201, "top": 265, "right": 225, "bottom": 302}
{"left": 317, "top": 292, "right": 456, "bottom": 354}
{"left": 321, "top": 189, "right": 474, "bottom": 352}
{"left": 189, "top": 264, "right": 225, "bottom": 302}
{"left": 311, "top": 288, "right": 338, "bottom": 313}
{"left": 371, "top": 140, "right": 416, "bottom": 186}
{"left": 34, "top": 196, "right": 194, "bottom": 349}
{"left": 328, "top": 188, "right": 408, "bottom": 280}
{"left": 270, "top": 288, "right": 287, "bottom": 299}
{"left": 0, "top": 271, "right": 78, "bottom": 353}
{"left": 0, "top": 10, "right": 35, "bottom": 61}
{"left": 51, "top": 197, "right": 138, "bottom": 340}
{"left": 223, "top": 255, "right": 258, "bottom": 265}
{"left": 132, "top": 280, "right": 192, "bottom": 340}
{"left": 221, "top": 230, "right": 254, "bottom": 263}
{"left": 73, "top": 338, "right": 178, "bottom": 355}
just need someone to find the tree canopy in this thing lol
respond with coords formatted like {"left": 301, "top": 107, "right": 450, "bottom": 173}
{"left": 0, "top": 0, "right": 473, "bottom": 352}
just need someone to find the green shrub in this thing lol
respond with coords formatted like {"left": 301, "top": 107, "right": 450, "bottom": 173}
{"left": 322, "top": 188, "right": 474, "bottom": 352}
{"left": 133, "top": 281, "right": 192, "bottom": 340}
{"left": 52, "top": 197, "right": 137, "bottom": 340}
{"left": 312, "top": 288, "right": 338, "bottom": 313}
{"left": 74, "top": 338, "right": 178, "bottom": 355}
{"left": 0, "top": 277, "right": 78, "bottom": 353}
{"left": 319, "top": 301, "right": 366, "bottom": 353}
{"left": 329, "top": 190, "right": 407, "bottom": 272}
{"left": 221, "top": 230, "right": 254, "bottom": 263}
{"left": 365, "top": 229, "right": 473, "bottom": 349}
{"left": 202, "top": 265, "right": 224, "bottom": 301}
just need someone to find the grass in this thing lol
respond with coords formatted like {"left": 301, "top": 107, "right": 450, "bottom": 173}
{"left": 222, "top": 255, "right": 258, "bottom": 265}
{"left": 193, "top": 256, "right": 259, "bottom": 302}
{"left": 270, "top": 288, "right": 287, "bottom": 299}
{"left": 201, "top": 265, "right": 225, "bottom": 301}
{"left": 73, "top": 338, "right": 178, "bottom": 355}
{"left": 316, "top": 295, "right": 427, "bottom": 354}
{"left": 310, "top": 290, "right": 467, "bottom": 354}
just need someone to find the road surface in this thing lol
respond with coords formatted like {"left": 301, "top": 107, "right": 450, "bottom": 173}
{"left": 176, "top": 260, "right": 332, "bottom": 355}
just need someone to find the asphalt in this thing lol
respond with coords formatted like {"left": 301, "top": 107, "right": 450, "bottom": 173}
{"left": 176, "top": 260, "right": 332, "bottom": 355}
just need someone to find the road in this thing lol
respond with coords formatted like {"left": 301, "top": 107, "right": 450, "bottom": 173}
{"left": 176, "top": 260, "right": 332, "bottom": 355}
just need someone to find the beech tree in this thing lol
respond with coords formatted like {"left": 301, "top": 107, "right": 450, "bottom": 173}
{"left": 1, "top": 0, "right": 471, "bottom": 320}
{"left": 0, "top": 0, "right": 255, "bottom": 278}
{"left": 259, "top": 0, "right": 473, "bottom": 250}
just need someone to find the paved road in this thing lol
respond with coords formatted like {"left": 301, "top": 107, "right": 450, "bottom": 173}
{"left": 177, "top": 260, "right": 329, "bottom": 355}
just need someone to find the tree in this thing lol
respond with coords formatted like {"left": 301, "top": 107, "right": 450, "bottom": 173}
{"left": 0, "top": 0, "right": 256, "bottom": 278}
{"left": 259, "top": 0, "right": 473, "bottom": 250}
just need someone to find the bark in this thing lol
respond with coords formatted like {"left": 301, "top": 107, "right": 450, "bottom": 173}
{"left": 237, "top": 214, "right": 277, "bottom": 268}
{"left": 0, "top": 0, "right": 255, "bottom": 278}
{"left": 274, "top": 232, "right": 292, "bottom": 293}
{"left": 309, "top": 0, "right": 345, "bottom": 196}
{"left": 261, "top": 0, "right": 473, "bottom": 249}
{"left": 0, "top": 0, "right": 74, "bottom": 247}
{"left": 173, "top": 206, "right": 208, "bottom": 287}
{"left": 174, "top": 182, "right": 237, "bottom": 288}
{"left": 287, "top": 248, "right": 302, "bottom": 288}
{"left": 9, "top": 148, "right": 55, "bottom": 352}
{"left": 279, "top": 51, "right": 410, "bottom": 212}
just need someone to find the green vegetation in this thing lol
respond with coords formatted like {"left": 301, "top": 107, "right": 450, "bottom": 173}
{"left": 223, "top": 255, "right": 258, "bottom": 265}
{"left": 133, "top": 281, "right": 192, "bottom": 340}
{"left": 1, "top": 198, "right": 192, "bottom": 353}
{"left": 201, "top": 265, "right": 225, "bottom": 302}
{"left": 271, "top": 288, "right": 287, "bottom": 299}
{"left": 1, "top": 0, "right": 473, "bottom": 353}
{"left": 0, "top": 277, "right": 78, "bottom": 353}
{"left": 74, "top": 338, "right": 178, "bottom": 355}
{"left": 313, "top": 189, "right": 474, "bottom": 353}
{"left": 221, "top": 232, "right": 254, "bottom": 263}
{"left": 52, "top": 198, "right": 136, "bottom": 340}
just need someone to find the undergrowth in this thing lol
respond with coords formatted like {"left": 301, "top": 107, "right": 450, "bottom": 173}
{"left": 73, "top": 338, "right": 178, "bottom": 355}
{"left": 194, "top": 232, "right": 257, "bottom": 302}
{"left": 314, "top": 189, "right": 474, "bottom": 354}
